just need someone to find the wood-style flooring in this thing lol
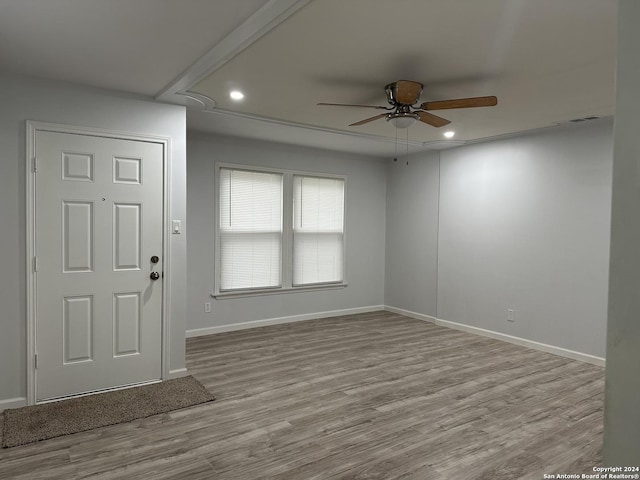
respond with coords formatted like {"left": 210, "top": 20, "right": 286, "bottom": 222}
{"left": 0, "top": 311, "right": 604, "bottom": 479}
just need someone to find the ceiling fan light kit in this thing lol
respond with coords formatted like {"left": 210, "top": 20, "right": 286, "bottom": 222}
{"left": 318, "top": 79, "right": 498, "bottom": 129}
{"left": 387, "top": 112, "right": 419, "bottom": 128}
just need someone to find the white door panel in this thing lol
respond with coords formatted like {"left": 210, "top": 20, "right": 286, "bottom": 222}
{"left": 35, "top": 131, "right": 163, "bottom": 401}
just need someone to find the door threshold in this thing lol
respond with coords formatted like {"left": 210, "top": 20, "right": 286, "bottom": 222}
{"left": 36, "top": 379, "right": 162, "bottom": 405}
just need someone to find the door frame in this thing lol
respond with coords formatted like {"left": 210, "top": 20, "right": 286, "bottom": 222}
{"left": 26, "top": 121, "right": 172, "bottom": 405}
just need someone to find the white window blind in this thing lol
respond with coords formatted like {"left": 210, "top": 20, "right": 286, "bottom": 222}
{"left": 293, "top": 175, "right": 345, "bottom": 286}
{"left": 219, "top": 168, "right": 283, "bottom": 291}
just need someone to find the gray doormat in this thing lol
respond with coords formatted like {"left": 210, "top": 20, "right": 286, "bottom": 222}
{"left": 1, "top": 375, "right": 214, "bottom": 448}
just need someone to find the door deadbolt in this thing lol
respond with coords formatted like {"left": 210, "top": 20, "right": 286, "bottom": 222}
{"left": 150, "top": 255, "right": 159, "bottom": 264}
{"left": 150, "top": 271, "right": 160, "bottom": 280}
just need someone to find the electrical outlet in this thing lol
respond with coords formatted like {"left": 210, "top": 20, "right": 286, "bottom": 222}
{"left": 204, "top": 302, "right": 211, "bottom": 313}
{"left": 507, "top": 309, "right": 515, "bottom": 322}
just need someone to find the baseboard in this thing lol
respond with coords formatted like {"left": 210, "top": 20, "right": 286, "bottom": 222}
{"left": 383, "top": 305, "right": 437, "bottom": 323}
{"left": 384, "top": 305, "right": 604, "bottom": 367}
{"left": 433, "top": 317, "right": 606, "bottom": 367}
{"left": 186, "top": 304, "right": 605, "bottom": 367}
{"left": 0, "top": 397, "right": 27, "bottom": 412}
{"left": 167, "top": 368, "right": 189, "bottom": 380}
{"left": 186, "top": 305, "right": 384, "bottom": 338}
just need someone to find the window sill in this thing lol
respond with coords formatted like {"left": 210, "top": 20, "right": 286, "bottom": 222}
{"left": 212, "top": 283, "right": 348, "bottom": 300}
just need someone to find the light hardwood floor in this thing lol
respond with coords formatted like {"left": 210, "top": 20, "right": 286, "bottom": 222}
{"left": 0, "top": 311, "right": 604, "bottom": 479}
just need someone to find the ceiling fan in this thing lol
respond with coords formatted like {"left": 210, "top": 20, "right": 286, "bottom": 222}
{"left": 318, "top": 80, "right": 497, "bottom": 129}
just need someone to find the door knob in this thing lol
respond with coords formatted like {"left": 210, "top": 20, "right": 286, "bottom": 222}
{"left": 150, "top": 271, "right": 160, "bottom": 280}
{"left": 150, "top": 255, "right": 159, "bottom": 264}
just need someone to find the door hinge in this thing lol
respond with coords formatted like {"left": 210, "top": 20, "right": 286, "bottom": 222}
{"left": 33, "top": 256, "right": 38, "bottom": 272}
{"left": 34, "top": 354, "right": 38, "bottom": 369}
{"left": 33, "top": 157, "right": 38, "bottom": 172}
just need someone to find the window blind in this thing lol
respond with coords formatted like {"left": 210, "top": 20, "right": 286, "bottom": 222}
{"left": 219, "top": 168, "right": 283, "bottom": 291}
{"left": 293, "top": 175, "right": 344, "bottom": 285}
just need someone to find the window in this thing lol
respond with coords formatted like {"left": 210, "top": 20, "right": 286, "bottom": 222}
{"left": 293, "top": 175, "right": 344, "bottom": 286}
{"left": 219, "top": 168, "right": 283, "bottom": 291}
{"left": 216, "top": 165, "right": 345, "bottom": 296}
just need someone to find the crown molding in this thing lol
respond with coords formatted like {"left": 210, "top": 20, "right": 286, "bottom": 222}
{"left": 175, "top": 91, "right": 216, "bottom": 112}
{"left": 187, "top": 106, "right": 471, "bottom": 157}
{"left": 188, "top": 107, "right": 614, "bottom": 157}
{"left": 206, "top": 107, "right": 428, "bottom": 146}
{"left": 188, "top": 106, "right": 439, "bottom": 150}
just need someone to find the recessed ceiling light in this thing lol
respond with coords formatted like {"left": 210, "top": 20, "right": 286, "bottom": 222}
{"left": 229, "top": 90, "right": 244, "bottom": 101}
{"left": 443, "top": 131, "right": 455, "bottom": 138}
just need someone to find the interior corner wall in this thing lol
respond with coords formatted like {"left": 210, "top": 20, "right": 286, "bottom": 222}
{"left": 384, "top": 152, "right": 440, "bottom": 316}
{"left": 384, "top": 121, "right": 613, "bottom": 359}
{"left": 603, "top": 0, "right": 640, "bottom": 465}
{"left": 438, "top": 122, "right": 612, "bottom": 358}
{"left": 186, "top": 133, "right": 387, "bottom": 332}
{"left": 0, "top": 73, "right": 187, "bottom": 406}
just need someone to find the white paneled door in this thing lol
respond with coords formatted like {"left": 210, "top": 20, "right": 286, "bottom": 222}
{"left": 35, "top": 131, "right": 164, "bottom": 401}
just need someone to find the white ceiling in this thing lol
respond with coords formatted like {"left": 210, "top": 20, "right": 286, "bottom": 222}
{"left": 0, "top": 0, "right": 270, "bottom": 95}
{"left": 0, "top": 0, "right": 617, "bottom": 158}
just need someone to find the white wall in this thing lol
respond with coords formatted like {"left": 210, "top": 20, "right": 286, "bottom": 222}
{"left": 186, "top": 133, "right": 387, "bottom": 332}
{"left": 384, "top": 153, "right": 440, "bottom": 316}
{"left": 603, "top": 0, "right": 640, "bottom": 464}
{"left": 0, "top": 73, "right": 187, "bottom": 407}
{"left": 385, "top": 121, "right": 613, "bottom": 359}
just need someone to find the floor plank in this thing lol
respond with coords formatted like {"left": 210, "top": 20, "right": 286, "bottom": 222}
{"left": 0, "top": 311, "right": 604, "bottom": 479}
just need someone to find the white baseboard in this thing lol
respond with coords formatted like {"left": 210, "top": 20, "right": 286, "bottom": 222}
{"left": 384, "top": 305, "right": 604, "bottom": 367}
{"left": 384, "top": 305, "right": 437, "bottom": 323}
{"left": 433, "top": 317, "right": 605, "bottom": 367}
{"left": 0, "top": 397, "right": 27, "bottom": 412}
{"left": 167, "top": 368, "right": 189, "bottom": 379}
{"left": 186, "top": 305, "right": 384, "bottom": 338}
{"left": 186, "top": 304, "right": 605, "bottom": 367}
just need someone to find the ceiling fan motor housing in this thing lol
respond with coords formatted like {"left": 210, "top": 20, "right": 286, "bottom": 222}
{"left": 385, "top": 80, "right": 424, "bottom": 106}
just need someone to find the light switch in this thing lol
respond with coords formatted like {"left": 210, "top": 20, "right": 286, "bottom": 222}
{"left": 172, "top": 220, "right": 182, "bottom": 234}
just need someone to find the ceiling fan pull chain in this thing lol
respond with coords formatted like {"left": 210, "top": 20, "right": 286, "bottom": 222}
{"left": 394, "top": 123, "right": 398, "bottom": 161}
{"left": 406, "top": 127, "right": 409, "bottom": 166}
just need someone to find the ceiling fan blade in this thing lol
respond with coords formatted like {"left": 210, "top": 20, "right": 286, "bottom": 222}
{"left": 317, "top": 102, "right": 389, "bottom": 110}
{"left": 349, "top": 113, "right": 388, "bottom": 126}
{"left": 420, "top": 96, "right": 498, "bottom": 110}
{"left": 417, "top": 111, "right": 451, "bottom": 128}
{"left": 393, "top": 80, "right": 423, "bottom": 105}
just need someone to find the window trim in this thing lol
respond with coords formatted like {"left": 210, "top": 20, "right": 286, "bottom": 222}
{"left": 213, "top": 163, "right": 347, "bottom": 299}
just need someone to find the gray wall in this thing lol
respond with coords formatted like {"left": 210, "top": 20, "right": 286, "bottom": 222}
{"left": 385, "top": 121, "right": 613, "bottom": 358}
{"left": 438, "top": 122, "right": 612, "bottom": 358}
{"left": 384, "top": 153, "right": 440, "bottom": 316}
{"left": 186, "top": 133, "right": 387, "bottom": 331}
{"left": 0, "top": 73, "right": 187, "bottom": 405}
{"left": 603, "top": 0, "right": 640, "bottom": 464}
